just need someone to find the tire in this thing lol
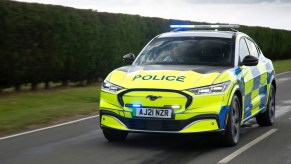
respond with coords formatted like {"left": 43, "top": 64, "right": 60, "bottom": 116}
{"left": 223, "top": 95, "right": 241, "bottom": 147}
{"left": 102, "top": 128, "right": 128, "bottom": 142}
{"left": 256, "top": 85, "right": 275, "bottom": 126}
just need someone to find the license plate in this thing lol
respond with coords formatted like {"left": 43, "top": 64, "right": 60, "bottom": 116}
{"left": 134, "top": 108, "right": 172, "bottom": 118}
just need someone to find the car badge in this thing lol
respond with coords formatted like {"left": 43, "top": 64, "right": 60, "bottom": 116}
{"left": 146, "top": 95, "right": 162, "bottom": 101}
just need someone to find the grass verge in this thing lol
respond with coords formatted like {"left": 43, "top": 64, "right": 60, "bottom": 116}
{"left": 273, "top": 59, "right": 291, "bottom": 73}
{"left": 0, "top": 84, "right": 100, "bottom": 135}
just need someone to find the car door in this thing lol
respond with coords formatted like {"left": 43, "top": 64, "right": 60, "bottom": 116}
{"left": 239, "top": 37, "right": 253, "bottom": 120}
{"left": 239, "top": 37, "right": 268, "bottom": 120}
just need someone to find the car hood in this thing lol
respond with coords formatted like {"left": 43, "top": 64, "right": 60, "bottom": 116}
{"left": 106, "top": 65, "right": 230, "bottom": 90}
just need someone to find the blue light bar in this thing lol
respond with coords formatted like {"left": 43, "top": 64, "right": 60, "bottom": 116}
{"left": 125, "top": 104, "right": 142, "bottom": 108}
{"left": 170, "top": 24, "right": 240, "bottom": 29}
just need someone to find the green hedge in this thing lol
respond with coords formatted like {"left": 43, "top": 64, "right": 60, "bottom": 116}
{"left": 0, "top": 0, "right": 291, "bottom": 90}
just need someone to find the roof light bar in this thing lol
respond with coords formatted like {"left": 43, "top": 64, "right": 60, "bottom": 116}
{"left": 170, "top": 24, "right": 240, "bottom": 29}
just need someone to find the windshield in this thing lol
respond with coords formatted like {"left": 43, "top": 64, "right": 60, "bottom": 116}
{"left": 134, "top": 37, "right": 235, "bottom": 66}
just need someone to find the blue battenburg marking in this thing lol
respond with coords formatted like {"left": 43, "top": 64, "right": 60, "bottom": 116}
{"left": 259, "top": 85, "right": 267, "bottom": 110}
{"left": 234, "top": 67, "right": 242, "bottom": 76}
{"left": 267, "top": 72, "right": 272, "bottom": 84}
{"left": 267, "top": 70, "right": 274, "bottom": 84}
{"left": 230, "top": 67, "right": 245, "bottom": 95}
{"left": 265, "top": 62, "right": 273, "bottom": 72}
{"left": 219, "top": 106, "right": 230, "bottom": 129}
{"left": 244, "top": 110, "right": 252, "bottom": 119}
{"left": 251, "top": 66, "right": 261, "bottom": 77}
{"left": 251, "top": 67, "right": 261, "bottom": 90}
{"left": 244, "top": 93, "right": 252, "bottom": 112}
{"left": 253, "top": 76, "right": 261, "bottom": 90}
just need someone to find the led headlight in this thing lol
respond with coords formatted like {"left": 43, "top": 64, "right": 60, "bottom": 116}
{"left": 102, "top": 80, "right": 123, "bottom": 92}
{"left": 188, "top": 81, "right": 231, "bottom": 95}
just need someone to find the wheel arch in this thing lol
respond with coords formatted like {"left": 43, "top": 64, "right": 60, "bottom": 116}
{"left": 227, "top": 83, "right": 244, "bottom": 123}
{"left": 271, "top": 79, "right": 276, "bottom": 93}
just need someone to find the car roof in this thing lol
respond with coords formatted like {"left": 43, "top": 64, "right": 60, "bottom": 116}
{"left": 158, "top": 31, "right": 240, "bottom": 39}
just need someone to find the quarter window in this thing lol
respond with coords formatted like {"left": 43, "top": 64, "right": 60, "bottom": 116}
{"left": 245, "top": 39, "right": 259, "bottom": 58}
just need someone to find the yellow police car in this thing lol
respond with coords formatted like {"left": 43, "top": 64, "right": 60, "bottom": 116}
{"left": 99, "top": 25, "right": 276, "bottom": 146}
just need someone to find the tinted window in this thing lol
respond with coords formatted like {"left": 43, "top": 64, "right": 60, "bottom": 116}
{"left": 134, "top": 37, "right": 235, "bottom": 66}
{"left": 245, "top": 39, "right": 259, "bottom": 58}
{"left": 239, "top": 38, "right": 250, "bottom": 63}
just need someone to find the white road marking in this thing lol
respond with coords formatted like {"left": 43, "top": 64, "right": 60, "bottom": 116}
{"left": 217, "top": 129, "right": 277, "bottom": 164}
{"left": 276, "top": 71, "right": 291, "bottom": 76}
{"left": 276, "top": 105, "right": 291, "bottom": 118}
{"left": 0, "top": 115, "right": 99, "bottom": 141}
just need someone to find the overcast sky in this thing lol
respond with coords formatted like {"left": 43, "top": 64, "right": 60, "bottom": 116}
{"left": 15, "top": 0, "right": 291, "bottom": 31}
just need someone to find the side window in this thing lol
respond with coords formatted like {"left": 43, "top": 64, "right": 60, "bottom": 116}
{"left": 239, "top": 38, "right": 250, "bottom": 63}
{"left": 245, "top": 39, "right": 259, "bottom": 58}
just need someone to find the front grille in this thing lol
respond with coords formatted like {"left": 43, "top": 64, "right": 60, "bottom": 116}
{"left": 117, "top": 89, "right": 193, "bottom": 109}
{"left": 123, "top": 118, "right": 191, "bottom": 131}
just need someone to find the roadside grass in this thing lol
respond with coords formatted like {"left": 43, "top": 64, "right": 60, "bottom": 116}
{"left": 273, "top": 59, "right": 291, "bottom": 73}
{"left": 0, "top": 84, "right": 100, "bottom": 135}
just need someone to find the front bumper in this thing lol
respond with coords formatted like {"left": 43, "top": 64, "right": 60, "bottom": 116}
{"left": 100, "top": 110, "right": 221, "bottom": 133}
{"left": 100, "top": 88, "right": 232, "bottom": 133}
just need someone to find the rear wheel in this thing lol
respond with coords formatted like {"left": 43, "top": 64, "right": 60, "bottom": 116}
{"left": 223, "top": 95, "right": 241, "bottom": 146}
{"left": 102, "top": 129, "right": 128, "bottom": 142}
{"left": 256, "top": 85, "right": 275, "bottom": 126}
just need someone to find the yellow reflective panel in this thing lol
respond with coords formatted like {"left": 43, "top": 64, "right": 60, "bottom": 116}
{"left": 214, "top": 71, "right": 233, "bottom": 83}
{"left": 251, "top": 89, "right": 260, "bottom": 108}
{"left": 124, "top": 111, "right": 132, "bottom": 118}
{"left": 100, "top": 91, "right": 120, "bottom": 107}
{"left": 189, "top": 95, "right": 224, "bottom": 110}
{"left": 194, "top": 73, "right": 221, "bottom": 88}
{"left": 107, "top": 69, "right": 225, "bottom": 90}
{"left": 180, "top": 119, "right": 219, "bottom": 133}
{"left": 244, "top": 79, "right": 253, "bottom": 95}
{"left": 260, "top": 73, "right": 268, "bottom": 87}
{"left": 100, "top": 100, "right": 121, "bottom": 111}
{"left": 251, "top": 106, "right": 260, "bottom": 116}
{"left": 108, "top": 70, "right": 127, "bottom": 85}
{"left": 185, "top": 105, "right": 221, "bottom": 114}
{"left": 175, "top": 113, "right": 200, "bottom": 120}
{"left": 242, "top": 66, "right": 253, "bottom": 82}
{"left": 122, "top": 70, "right": 203, "bottom": 89}
{"left": 101, "top": 115, "right": 128, "bottom": 130}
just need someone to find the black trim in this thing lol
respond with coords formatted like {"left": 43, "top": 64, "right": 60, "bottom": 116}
{"left": 117, "top": 88, "right": 193, "bottom": 109}
{"left": 100, "top": 110, "right": 219, "bottom": 132}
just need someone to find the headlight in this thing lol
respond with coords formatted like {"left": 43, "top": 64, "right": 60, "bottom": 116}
{"left": 102, "top": 80, "right": 123, "bottom": 92}
{"left": 188, "top": 81, "right": 231, "bottom": 95}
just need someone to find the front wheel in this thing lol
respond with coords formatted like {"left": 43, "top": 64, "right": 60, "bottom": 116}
{"left": 256, "top": 85, "right": 275, "bottom": 126}
{"left": 102, "top": 129, "right": 128, "bottom": 142}
{"left": 223, "top": 95, "right": 241, "bottom": 146}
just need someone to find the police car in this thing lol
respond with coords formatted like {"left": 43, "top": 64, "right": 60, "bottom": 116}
{"left": 100, "top": 25, "right": 276, "bottom": 146}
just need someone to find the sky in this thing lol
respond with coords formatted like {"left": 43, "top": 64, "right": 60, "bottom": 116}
{"left": 14, "top": 0, "right": 291, "bottom": 31}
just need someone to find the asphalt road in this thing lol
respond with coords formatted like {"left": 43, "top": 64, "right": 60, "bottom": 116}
{"left": 1, "top": 72, "right": 291, "bottom": 164}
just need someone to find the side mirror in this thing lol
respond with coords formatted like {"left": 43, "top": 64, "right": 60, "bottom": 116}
{"left": 123, "top": 53, "right": 135, "bottom": 64}
{"left": 241, "top": 55, "right": 258, "bottom": 66}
